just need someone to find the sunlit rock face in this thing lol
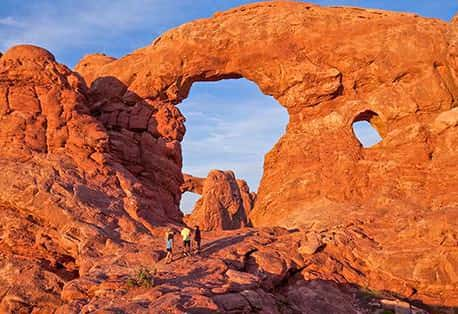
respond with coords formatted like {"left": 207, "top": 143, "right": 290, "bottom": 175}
{"left": 74, "top": 1, "right": 458, "bottom": 305}
{"left": 0, "top": 1, "right": 457, "bottom": 311}
{"left": 0, "top": 44, "right": 171, "bottom": 312}
{"left": 77, "top": 1, "right": 457, "bottom": 228}
{"left": 181, "top": 171, "right": 255, "bottom": 231}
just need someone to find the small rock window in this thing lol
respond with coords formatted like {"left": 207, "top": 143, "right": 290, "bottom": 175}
{"left": 352, "top": 110, "right": 383, "bottom": 148}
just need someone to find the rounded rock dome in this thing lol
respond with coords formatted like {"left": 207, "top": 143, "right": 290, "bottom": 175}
{"left": 1, "top": 44, "right": 55, "bottom": 62}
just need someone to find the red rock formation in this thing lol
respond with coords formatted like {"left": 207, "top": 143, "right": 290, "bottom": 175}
{"left": 0, "top": 1, "right": 456, "bottom": 312}
{"left": 181, "top": 170, "right": 255, "bottom": 231}
{"left": 77, "top": 0, "right": 458, "bottom": 227}
{"left": 0, "top": 44, "right": 181, "bottom": 312}
{"left": 181, "top": 173, "right": 205, "bottom": 195}
{"left": 72, "top": 1, "right": 457, "bottom": 306}
{"left": 74, "top": 53, "right": 117, "bottom": 87}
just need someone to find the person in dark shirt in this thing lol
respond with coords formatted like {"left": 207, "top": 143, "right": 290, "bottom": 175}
{"left": 194, "top": 225, "right": 201, "bottom": 254}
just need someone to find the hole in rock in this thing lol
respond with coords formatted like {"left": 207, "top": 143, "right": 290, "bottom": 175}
{"left": 178, "top": 78, "right": 288, "bottom": 214}
{"left": 181, "top": 192, "right": 201, "bottom": 215}
{"left": 352, "top": 110, "right": 383, "bottom": 148}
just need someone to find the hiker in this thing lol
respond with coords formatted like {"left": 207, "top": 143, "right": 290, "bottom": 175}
{"left": 181, "top": 226, "right": 192, "bottom": 256}
{"left": 165, "top": 228, "right": 174, "bottom": 264}
{"left": 194, "top": 225, "right": 201, "bottom": 254}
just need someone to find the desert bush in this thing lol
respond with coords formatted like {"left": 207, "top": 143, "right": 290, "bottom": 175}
{"left": 126, "top": 267, "right": 156, "bottom": 288}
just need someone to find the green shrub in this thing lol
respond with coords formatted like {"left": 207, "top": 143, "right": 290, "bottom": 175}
{"left": 126, "top": 267, "right": 155, "bottom": 288}
{"left": 126, "top": 278, "right": 137, "bottom": 288}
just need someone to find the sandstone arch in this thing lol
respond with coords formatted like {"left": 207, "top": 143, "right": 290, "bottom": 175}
{"left": 73, "top": 2, "right": 458, "bottom": 304}
{"left": 76, "top": 1, "right": 457, "bottom": 228}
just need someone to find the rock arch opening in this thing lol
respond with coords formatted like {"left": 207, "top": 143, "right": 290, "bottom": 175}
{"left": 177, "top": 78, "right": 288, "bottom": 221}
{"left": 352, "top": 110, "right": 383, "bottom": 148}
{"left": 180, "top": 191, "right": 201, "bottom": 215}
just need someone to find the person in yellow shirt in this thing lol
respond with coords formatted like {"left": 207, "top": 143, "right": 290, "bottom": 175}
{"left": 181, "top": 226, "right": 192, "bottom": 256}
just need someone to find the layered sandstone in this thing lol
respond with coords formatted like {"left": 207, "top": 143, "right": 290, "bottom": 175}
{"left": 0, "top": 1, "right": 456, "bottom": 312}
{"left": 181, "top": 171, "right": 256, "bottom": 231}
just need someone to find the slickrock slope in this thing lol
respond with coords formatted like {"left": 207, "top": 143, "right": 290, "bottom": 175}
{"left": 181, "top": 171, "right": 256, "bottom": 231}
{"left": 0, "top": 1, "right": 456, "bottom": 312}
{"left": 51, "top": 227, "right": 435, "bottom": 313}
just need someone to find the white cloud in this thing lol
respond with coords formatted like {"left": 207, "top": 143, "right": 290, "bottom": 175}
{"left": 0, "top": 0, "right": 182, "bottom": 65}
{"left": 183, "top": 104, "right": 287, "bottom": 154}
{"left": 0, "top": 17, "right": 23, "bottom": 27}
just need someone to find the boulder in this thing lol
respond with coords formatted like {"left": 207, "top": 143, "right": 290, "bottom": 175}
{"left": 182, "top": 170, "right": 255, "bottom": 231}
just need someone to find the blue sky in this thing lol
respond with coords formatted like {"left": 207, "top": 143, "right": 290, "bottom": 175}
{"left": 1, "top": 1, "right": 456, "bottom": 213}
{"left": 1, "top": 1, "right": 456, "bottom": 67}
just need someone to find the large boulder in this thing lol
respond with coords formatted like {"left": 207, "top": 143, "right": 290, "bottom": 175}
{"left": 181, "top": 170, "right": 255, "bottom": 231}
